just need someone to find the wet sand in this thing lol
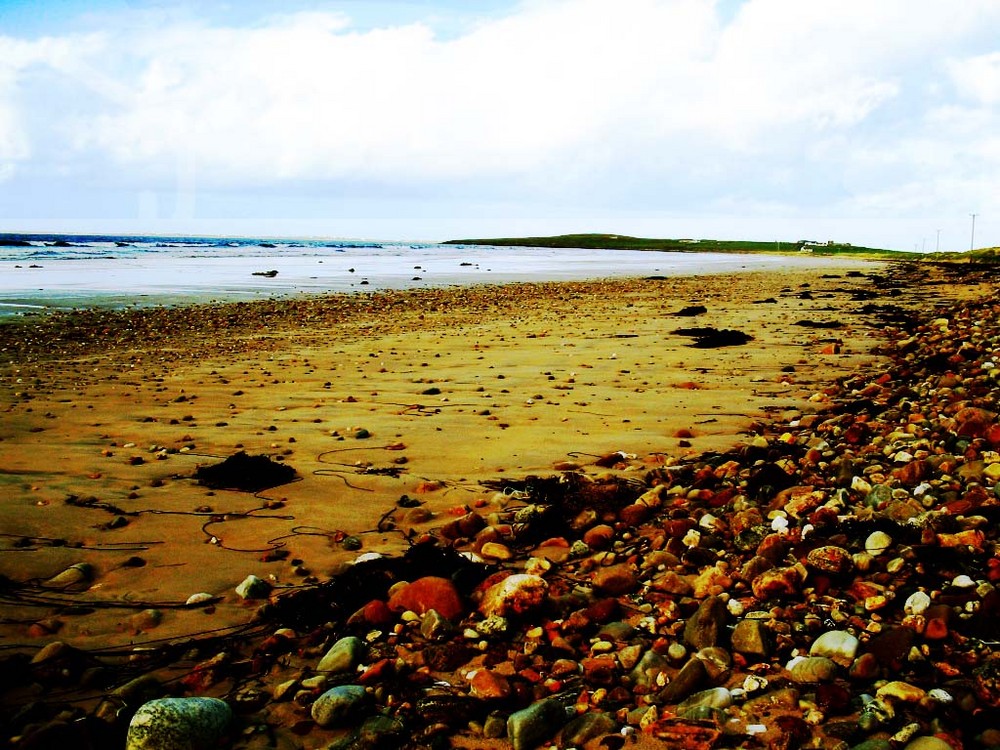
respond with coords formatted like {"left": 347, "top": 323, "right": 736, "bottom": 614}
{"left": 2, "top": 261, "right": 996, "bottom": 749}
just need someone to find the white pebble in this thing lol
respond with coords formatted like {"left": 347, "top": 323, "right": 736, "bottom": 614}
{"left": 865, "top": 531, "right": 892, "bottom": 556}
{"left": 904, "top": 591, "right": 931, "bottom": 616}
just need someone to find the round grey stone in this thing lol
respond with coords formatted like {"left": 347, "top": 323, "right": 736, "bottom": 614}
{"left": 125, "top": 697, "right": 231, "bottom": 750}
{"left": 311, "top": 684, "right": 368, "bottom": 728}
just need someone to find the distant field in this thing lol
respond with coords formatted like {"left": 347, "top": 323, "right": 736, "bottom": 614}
{"left": 930, "top": 246, "right": 1000, "bottom": 263}
{"left": 443, "top": 233, "right": 914, "bottom": 259}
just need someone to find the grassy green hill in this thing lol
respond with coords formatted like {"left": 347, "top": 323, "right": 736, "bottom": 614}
{"left": 443, "top": 233, "right": 912, "bottom": 259}
{"left": 928, "top": 246, "right": 1000, "bottom": 263}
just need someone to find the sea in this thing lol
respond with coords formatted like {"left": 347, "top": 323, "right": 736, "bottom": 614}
{"left": 0, "top": 233, "right": 866, "bottom": 317}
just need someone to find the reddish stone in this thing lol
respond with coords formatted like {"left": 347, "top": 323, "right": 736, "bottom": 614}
{"left": 592, "top": 563, "right": 639, "bottom": 596}
{"left": 805, "top": 545, "right": 853, "bottom": 575}
{"left": 387, "top": 576, "right": 464, "bottom": 621}
{"left": 583, "top": 524, "right": 615, "bottom": 549}
{"left": 751, "top": 565, "right": 804, "bottom": 600}
{"left": 803, "top": 448, "right": 823, "bottom": 465}
{"left": 582, "top": 597, "right": 620, "bottom": 624}
{"left": 518, "top": 668, "right": 543, "bottom": 683}
{"left": 974, "top": 654, "right": 1000, "bottom": 708}
{"left": 988, "top": 558, "right": 1000, "bottom": 583}
{"left": 954, "top": 407, "right": 996, "bottom": 438}
{"left": 439, "top": 512, "right": 486, "bottom": 540}
{"left": 844, "top": 422, "right": 870, "bottom": 445}
{"left": 849, "top": 652, "right": 880, "bottom": 679}
{"left": 731, "top": 508, "right": 764, "bottom": 536}
{"left": 692, "top": 466, "right": 717, "bottom": 486}
{"left": 962, "top": 484, "right": 991, "bottom": 509}
{"left": 359, "top": 658, "right": 395, "bottom": 684}
{"left": 618, "top": 503, "right": 651, "bottom": 526}
{"left": 538, "top": 536, "right": 569, "bottom": 548}
{"left": 651, "top": 637, "right": 672, "bottom": 655}
{"left": 756, "top": 533, "right": 790, "bottom": 563}
{"left": 180, "top": 652, "right": 229, "bottom": 691}
{"left": 892, "top": 459, "right": 928, "bottom": 484}
{"left": 739, "top": 555, "right": 774, "bottom": 583}
{"left": 645, "top": 718, "right": 721, "bottom": 749}
{"left": 469, "top": 669, "right": 511, "bottom": 699}
{"left": 846, "top": 580, "right": 885, "bottom": 601}
{"left": 707, "top": 487, "right": 737, "bottom": 507}
{"left": 665, "top": 518, "right": 696, "bottom": 538}
{"left": 478, "top": 573, "right": 549, "bottom": 617}
{"left": 348, "top": 599, "right": 394, "bottom": 627}
{"left": 581, "top": 656, "right": 617, "bottom": 686}
{"left": 808, "top": 506, "right": 839, "bottom": 528}
{"left": 924, "top": 617, "right": 950, "bottom": 640}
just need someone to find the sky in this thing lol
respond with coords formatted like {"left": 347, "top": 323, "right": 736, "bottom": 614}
{"left": 1, "top": 0, "right": 999, "bottom": 250}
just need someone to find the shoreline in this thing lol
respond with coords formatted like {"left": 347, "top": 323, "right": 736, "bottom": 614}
{"left": 3, "top": 261, "right": 1000, "bottom": 749}
{"left": 0, "top": 250, "right": 882, "bottom": 319}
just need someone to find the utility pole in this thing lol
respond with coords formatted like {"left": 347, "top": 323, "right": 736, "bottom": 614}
{"left": 936, "top": 228, "right": 941, "bottom": 253}
{"left": 971, "top": 213, "right": 977, "bottom": 251}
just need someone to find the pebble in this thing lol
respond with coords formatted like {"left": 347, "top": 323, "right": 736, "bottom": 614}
{"left": 683, "top": 595, "right": 727, "bottom": 650}
{"left": 506, "top": 698, "right": 568, "bottom": 750}
{"left": 557, "top": 712, "right": 618, "bottom": 747}
{"left": 478, "top": 573, "right": 549, "bottom": 617}
{"left": 751, "top": 564, "right": 804, "bottom": 599}
{"left": 591, "top": 563, "right": 639, "bottom": 595}
{"left": 806, "top": 545, "right": 854, "bottom": 574}
{"left": 311, "top": 684, "right": 369, "bottom": 728}
{"left": 235, "top": 574, "right": 271, "bottom": 600}
{"left": 42, "top": 562, "right": 93, "bottom": 589}
{"left": 903, "top": 590, "right": 931, "bottom": 616}
{"left": 903, "top": 738, "right": 955, "bottom": 750}
{"left": 386, "top": 576, "right": 464, "bottom": 620}
{"left": 864, "top": 530, "right": 893, "bottom": 555}
{"left": 787, "top": 655, "right": 839, "bottom": 683}
{"left": 876, "top": 680, "right": 926, "bottom": 703}
{"left": 730, "top": 618, "right": 770, "bottom": 660}
{"left": 677, "top": 686, "right": 732, "bottom": 712}
{"left": 125, "top": 697, "right": 232, "bottom": 750}
{"left": 469, "top": 669, "right": 512, "bottom": 700}
{"left": 809, "top": 630, "right": 859, "bottom": 667}
{"left": 316, "top": 635, "right": 363, "bottom": 674}
{"left": 629, "top": 649, "right": 671, "bottom": 690}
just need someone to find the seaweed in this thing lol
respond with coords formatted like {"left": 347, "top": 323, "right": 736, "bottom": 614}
{"left": 194, "top": 451, "right": 297, "bottom": 492}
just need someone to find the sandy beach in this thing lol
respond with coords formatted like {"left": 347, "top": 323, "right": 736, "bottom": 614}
{"left": 3, "top": 260, "right": 999, "bottom": 749}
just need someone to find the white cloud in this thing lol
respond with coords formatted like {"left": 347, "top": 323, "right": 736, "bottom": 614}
{"left": 3, "top": 0, "right": 1000, "bottom": 246}
{"left": 949, "top": 51, "right": 1000, "bottom": 105}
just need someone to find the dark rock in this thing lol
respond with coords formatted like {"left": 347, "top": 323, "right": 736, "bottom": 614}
{"left": 730, "top": 619, "right": 770, "bottom": 660}
{"left": 672, "top": 327, "right": 753, "bottom": 348}
{"left": 659, "top": 657, "right": 708, "bottom": 703}
{"left": 194, "top": 451, "right": 297, "bottom": 492}
{"left": 507, "top": 698, "right": 568, "bottom": 750}
{"left": 683, "top": 596, "right": 727, "bottom": 650}
{"left": 671, "top": 305, "right": 708, "bottom": 317}
{"left": 558, "top": 711, "right": 618, "bottom": 747}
